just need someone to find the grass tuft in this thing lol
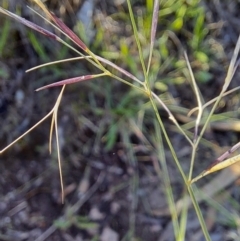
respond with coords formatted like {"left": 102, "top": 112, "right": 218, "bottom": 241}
{"left": 1, "top": 0, "right": 240, "bottom": 240}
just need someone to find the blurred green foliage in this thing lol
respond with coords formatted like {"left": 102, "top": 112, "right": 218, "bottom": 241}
{"left": 87, "top": 0, "right": 213, "bottom": 91}
{"left": 54, "top": 215, "right": 98, "bottom": 231}
{"left": 69, "top": 0, "right": 215, "bottom": 149}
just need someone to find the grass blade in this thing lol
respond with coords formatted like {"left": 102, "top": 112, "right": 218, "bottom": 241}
{"left": 184, "top": 52, "right": 203, "bottom": 143}
{"left": 126, "top": 0, "right": 147, "bottom": 78}
{"left": 52, "top": 86, "right": 66, "bottom": 203}
{"left": 191, "top": 154, "right": 240, "bottom": 184}
{"left": 0, "top": 7, "right": 58, "bottom": 40}
{"left": 147, "top": 0, "right": 159, "bottom": 75}
{"left": 26, "top": 56, "right": 92, "bottom": 72}
{"left": 36, "top": 73, "right": 107, "bottom": 91}
{"left": 153, "top": 118, "right": 180, "bottom": 239}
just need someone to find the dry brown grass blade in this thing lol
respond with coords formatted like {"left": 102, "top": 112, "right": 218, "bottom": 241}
{"left": 0, "top": 6, "right": 58, "bottom": 40}
{"left": 36, "top": 74, "right": 106, "bottom": 91}
{"left": 32, "top": 0, "right": 88, "bottom": 52}
{"left": 0, "top": 110, "right": 53, "bottom": 154}
{"left": 50, "top": 86, "right": 66, "bottom": 203}
{"left": 211, "top": 120, "right": 240, "bottom": 132}
{"left": 0, "top": 85, "right": 66, "bottom": 202}
{"left": 191, "top": 153, "right": 240, "bottom": 184}
{"left": 31, "top": 0, "right": 52, "bottom": 19}
{"left": 191, "top": 141, "right": 240, "bottom": 184}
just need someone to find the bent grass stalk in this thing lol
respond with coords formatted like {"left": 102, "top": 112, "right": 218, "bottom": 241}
{"left": 188, "top": 86, "right": 240, "bottom": 117}
{"left": 188, "top": 35, "right": 240, "bottom": 182}
{"left": 0, "top": 85, "right": 65, "bottom": 203}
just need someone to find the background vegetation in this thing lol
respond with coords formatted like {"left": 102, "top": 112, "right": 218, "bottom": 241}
{"left": 1, "top": 0, "right": 240, "bottom": 240}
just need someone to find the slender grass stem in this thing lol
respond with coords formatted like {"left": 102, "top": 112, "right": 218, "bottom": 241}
{"left": 145, "top": 66, "right": 211, "bottom": 241}
{"left": 188, "top": 34, "right": 240, "bottom": 181}
{"left": 26, "top": 56, "right": 92, "bottom": 72}
{"left": 29, "top": 7, "right": 106, "bottom": 71}
{"left": 154, "top": 119, "right": 180, "bottom": 239}
{"left": 127, "top": 0, "right": 147, "bottom": 79}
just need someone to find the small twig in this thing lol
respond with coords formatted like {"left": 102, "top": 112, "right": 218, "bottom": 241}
{"left": 68, "top": 172, "right": 105, "bottom": 214}
{"left": 8, "top": 201, "right": 27, "bottom": 216}
{"left": 35, "top": 225, "right": 56, "bottom": 241}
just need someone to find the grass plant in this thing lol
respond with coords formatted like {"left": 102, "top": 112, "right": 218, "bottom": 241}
{"left": 1, "top": 0, "right": 240, "bottom": 240}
